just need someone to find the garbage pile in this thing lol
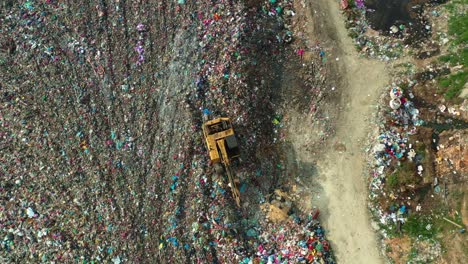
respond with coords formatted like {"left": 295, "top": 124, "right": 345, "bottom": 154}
{"left": 1, "top": 0, "right": 335, "bottom": 263}
{"left": 368, "top": 80, "right": 425, "bottom": 234}
{"left": 250, "top": 213, "right": 333, "bottom": 263}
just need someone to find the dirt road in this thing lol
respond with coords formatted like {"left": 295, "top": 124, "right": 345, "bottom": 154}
{"left": 288, "top": 0, "right": 389, "bottom": 263}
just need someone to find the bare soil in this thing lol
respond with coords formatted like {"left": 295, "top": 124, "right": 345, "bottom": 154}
{"left": 283, "top": 0, "right": 390, "bottom": 263}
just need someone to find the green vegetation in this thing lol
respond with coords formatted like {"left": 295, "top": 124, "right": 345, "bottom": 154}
{"left": 387, "top": 173, "right": 399, "bottom": 189}
{"left": 430, "top": 205, "right": 465, "bottom": 233}
{"left": 386, "top": 161, "right": 419, "bottom": 191}
{"left": 415, "top": 142, "right": 426, "bottom": 159}
{"left": 438, "top": 48, "right": 468, "bottom": 66}
{"left": 379, "top": 222, "right": 400, "bottom": 238}
{"left": 447, "top": 2, "right": 468, "bottom": 45}
{"left": 438, "top": 0, "right": 468, "bottom": 100}
{"left": 407, "top": 246, "right": 419, "bottom": 263}
{"left": 440, "top": 71, "right": 468, "bottom": 99}
{"left": 403, "top": 214, "right": 438, "bottom": 239}
{"left": 385, "top": 244, "right": 393, "bottom": 253}
{"left": 348, "top": 30, "right": 358, "bottom": 39}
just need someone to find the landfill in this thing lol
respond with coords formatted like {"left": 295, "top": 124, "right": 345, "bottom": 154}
{"left": 2, "top": 0, "right": 465, "bottom": 263}
{"left": 357, "top": 0, "right": 468, "bottom": 262}
{"left": 0, "top": 0, "right": 336, "bottom": 263}
{"left": 368, "top": 80, "right": 423, "bottom": 231}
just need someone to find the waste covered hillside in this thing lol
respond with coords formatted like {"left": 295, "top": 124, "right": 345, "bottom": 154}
{"left": 1, "top": 0, "right": 335, "bottom": 263}
{"left": 341, "top": 0, "right": 467, "bottom": 263}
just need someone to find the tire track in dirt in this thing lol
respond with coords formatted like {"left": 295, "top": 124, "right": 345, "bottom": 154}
{"left": 289, "top": 0, "right": 389, "bottom": 263}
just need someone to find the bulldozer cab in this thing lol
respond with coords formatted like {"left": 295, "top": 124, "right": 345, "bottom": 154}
{"left": 202, "top": 118, "right": 240, "bottom": 165}
{"left": 202, "top": 117, "right": 241, "bottom": 207}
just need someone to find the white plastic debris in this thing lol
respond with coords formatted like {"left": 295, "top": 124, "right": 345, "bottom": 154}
{"left": 37, "top": 229, "right": 47, "bottom": 238}
{"left": 27, "top": 207, "right": 35, "bottom": 218}
{"left": 417, "top": 165, "right": 424, "bottom": 176}
{"left": 408, "top": 149, "right": 416, "bottom": 161}
{"left": 448, "top": 107, "right": 460, "bottom": 115}
{"left": 438, "top": 105, "right": 446, "bottom": 112}
{"left": 377, "top": 166, "right": 385, "bottom": 175}
{"left": 373, "top": 143, "right": 386, "bottom": 153}
{"left": 390, "top": 98, "right": 401, "bottom": 110}
{"left": 112, "top": 256, "right": 121, "bottom": 264}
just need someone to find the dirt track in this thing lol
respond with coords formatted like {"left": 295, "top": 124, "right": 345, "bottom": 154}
{"left": 286, "top": 0, "right": 389, "bottom": 263}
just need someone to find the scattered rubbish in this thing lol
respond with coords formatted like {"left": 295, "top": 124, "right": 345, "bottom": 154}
{"left": 0, "top": 0, "right": 337, "bottom": 263}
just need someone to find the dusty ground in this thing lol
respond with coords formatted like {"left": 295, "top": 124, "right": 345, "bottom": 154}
{"left": 284, "top": 0, "right": 389, "bottom": 263}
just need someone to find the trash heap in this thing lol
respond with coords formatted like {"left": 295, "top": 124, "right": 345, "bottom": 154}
{"left": 368, "top": 81, "right": 424, "bottom": 234}
{"left": 249, "top": 214, "right": 333, "bottom": 263}
{"left": 367, "top": 60, "right": 466, "bottom": 263}
{"left": 1, "top": 0, "right": 335, "bottom": 263}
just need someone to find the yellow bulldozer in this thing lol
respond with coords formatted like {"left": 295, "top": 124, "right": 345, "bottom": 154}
{"left": 202, "top": 117, "right": 241, "bottom": 207}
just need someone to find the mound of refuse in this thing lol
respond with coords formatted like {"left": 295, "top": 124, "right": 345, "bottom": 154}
{"left": 0, "top": 0, "right": 335, "bottom": 263}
